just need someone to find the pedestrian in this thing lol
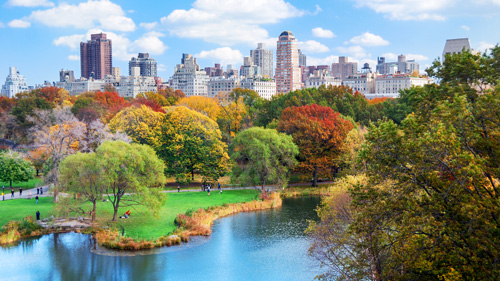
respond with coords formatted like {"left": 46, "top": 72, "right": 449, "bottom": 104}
{"left": 177, "top": 185, "right": 180, "bottom": 192}
{"left": 11, "top": 188, "right": 14, "bottom": 198}
{"left": 218, "top": 182, "right": 221, "bottom": 194}
{"left": 37, "top": 187, "right": 39, "bottom": 195}
{"left": 19, "top": 187, "right": 22, "bottom": 196}
{"left": 40, "top": 187, "right": 43, "bottom": 195}
{"left": 36, "top": 210, "right": 40, "bottom": 221}
{"left": 35, "top": 195, "right": 39, "bottom": 204}
{"left": 207, "top": 185, "right": 210, "bottom": 196}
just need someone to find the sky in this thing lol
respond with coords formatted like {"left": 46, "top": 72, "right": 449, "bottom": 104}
{"left": 1, "top": 0, "right": 500, "bottom": 85}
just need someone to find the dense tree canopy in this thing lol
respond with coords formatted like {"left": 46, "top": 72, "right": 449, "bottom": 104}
{"left": 0, "top": 151, "right": 35, "bottom": 189}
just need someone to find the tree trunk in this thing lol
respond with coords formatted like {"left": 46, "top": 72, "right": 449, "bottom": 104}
{"left": 53, "top": 185, "right": 59, "bottom": 203}
{"left": 91, "top": 201, "right": 96, "bottom": 222}
{"left": 191, "top": 169, "right": 195, "bottom": 181}
{"left": 112, "top": 194, "right": 122, "bottom": 221}
{"left": 9, "top": 180, "right": 12, "bottom": 189}
{"left": 312, "top": 168, "right": 318, "bottom": 187}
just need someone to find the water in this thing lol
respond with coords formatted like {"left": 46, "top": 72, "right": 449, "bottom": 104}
{"left": 0, "top": 197, "right": 323, "bottom": 281}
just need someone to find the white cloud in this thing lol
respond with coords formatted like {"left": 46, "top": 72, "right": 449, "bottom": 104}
{"left": 476, "top": 41, "right": 496, "bottom": 53}
{"left": 353, "top": 0, "right": 451, "bottom": 21}
{"left": 53, "top": 34, "right": 85, "bottom": 51}
{"left": 299, "top": 40, "right": 329, "bottom": 53}
{"left": 68, "top": 55, "right": 79, "bottom": 61}
{"left": 337, "top": 46, "right": 369, "bottom": 58}
{"left": 195, "top": 47, "right": 244, "bottom": 66}
{"left": 157, "top": 64, "right": 167, "bottom": 72}
{"left": 162, "top": 0, "right": 304, "bottom": 46}
{"left": 461, "top": 25, "right": 470, "bottom": 31}
{"left": 8, "top": 19, "right": 31, "bottom": 28}
{"left": 312, "top": 27, "right": 335, "bottom": 38}
{"left": 349, "top": 32, "right": 389, "bottom": 46}
{"left": 307, "top": 55, "right": 339, "bottom": 66}
{"left": 24, "top": 0, "right": 136, "bottom": 32}
{"left": 131, "top": 32, "right": 168, "bottom": 55}
{"left": 139, "top": 22, "right": 158, "bottom": 30}
{"left": 7, "top": 0, "right": 54, "bottom": 7}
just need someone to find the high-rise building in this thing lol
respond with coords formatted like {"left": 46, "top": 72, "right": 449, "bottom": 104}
{"left": 204, "top": 64, "right": 224, "bottom": 77}
{"left": 240, "top": 56, "right": 261, "bottom": 78}
{"left": 128, "top": 53, "right": 157, "bottom": 77}
{"left": 376, "top": 54, "right": 419, "bottom": 74}
{"left": 331, "top": 56, "right": 358, "bottom": 79}
{"left": 80, "top": 33, "right": 112, "bottom": 79}
{"left": 275, "top": 31, "right": 302, "bottom": 94}
{"left": 250, "top": 43, "right": 274, "bottom": 78}
{"left": 1, "top": 67, "right": 29, "bottom": 98}
{"left": 170, "top": 54, "right": 209, "bottom": 97}
{"left": 59, "top": 69, "right": 75, "bottom": 82}
{"left": 442, "top": 38, "right": 472, "bottom": 61}
{"left": 298, "top": 49, "right": 307, "bottom": 66}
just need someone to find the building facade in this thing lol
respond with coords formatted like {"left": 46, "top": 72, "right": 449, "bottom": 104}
{"left": 128, "top": 53, "right": 157, "bottom": 77}
{"left": 241, "top": 78, "right": 276, "bottom": 100}
{"left": 170, "top": 54, "right": 209, "bottom": 97}
{"left": 342, "top": 73, "right": 377, "bottom": 95}
{"left": 376, "top": 55, "right": 419, "bottom": 75}
{"left": 275, "top": 31, "right": 302, "bottom": 94}
{"left": 1, "top": 67, "right": 29, "bottom": 98}
{"left": 208, "top": 77, "right": 240, "bottom": 98}
{"left": 304, "top": 70, "right": 342, "bottom": 89}
{"left": 80, "top": 33, "right": 112, "bottom": 79}
{"left": 442, "top": 38, "right": 472, "bottom": 61}
{"left": 331, "top": 56, "right": 358, "bottom": 79}
{"left": 375, "top": 74, "right": 432, "bottom": 94}
{"left": 240, "top": 57, "right": 261, "bottom": 78}
{"left": 250, "top": 43, "right": 273, "bottom": 78}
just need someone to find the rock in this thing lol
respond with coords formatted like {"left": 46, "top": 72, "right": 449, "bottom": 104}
{"left": 42, "top": 218, "right": 49, "bottom": 222}
{"left": 69, "top": 217, "right": 76, "bottom": 220}
{"left": 168, "top": 235, "right": 179, "bottom": 239}
{"left": 77, "top": 217, "right": 85, "bottom": 221}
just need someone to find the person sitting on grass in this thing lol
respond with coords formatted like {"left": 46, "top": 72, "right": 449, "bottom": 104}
{"left": 120, "top": 210, "right": 131, "bottom": 219}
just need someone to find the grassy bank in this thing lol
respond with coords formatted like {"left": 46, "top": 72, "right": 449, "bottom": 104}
{"left": 0, "top": 178, "right": 43, "bottom": 191}
{"left": 280, "top": 185, "right": 334, "bottom": 198}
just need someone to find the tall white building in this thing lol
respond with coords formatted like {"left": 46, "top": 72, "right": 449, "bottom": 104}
{"left": 304, "top": 70, "right": 341, "bottom": 89}
{"left": 240, "top": 57, "right": 261, "bottom": 78}
{"left": 275, "top": 31, "right": 302, "bottom": 94}
{"left": 241, "top": 78, "right": 276, "bottom": 100}
{"left": 170, "top": 54, "right": 209, "bottom": 97}
{"left": 208, "top": 76, "right": 240, "bottom": 98}
{"left": 376, "top": 55, "right": 419, "bottom": 75}
{"left": 375, "top": 74, "right": 432, "bottom": 94}
{"left": 1, "top": 67, "right": 29, "bottom": 98}
{"left": 250, "top": 43, "right": 274, "bottom": 78}
{"left": 342, "top": 73, "right": 377, "bottom": 95}
{"left": 55, "top": 77, "right": 105, "bottom": 96}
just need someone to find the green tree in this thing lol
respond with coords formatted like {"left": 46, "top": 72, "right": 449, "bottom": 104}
{"left": 157, "top": 106, "right": 229, "bottom": 184}
{"left": 230, "top": 127, "right": 298, "bottom": 190}
{"left": 0, "top": 151, "right": 35, "bottom": 189}
{"left": 97, "top": 141, "right": 166, "bottom": 221}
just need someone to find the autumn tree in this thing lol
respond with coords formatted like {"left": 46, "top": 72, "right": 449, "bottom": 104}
{"left": 158, "top": 88, "right": 185, "bottom": 105}
{"left": 215, "top": 92, "right": 247, "bottom": 143}
{"left": 157, "top": 106, "right": 229, "bottom": 184}
{"left": 177, "top": 96, "right": 221, "bottom": 121}
{"left": 97, "top": 141, "right": 166, "bottom": 221}
{"left": 0, "top": 151, "right": 35, "bottom": 189}
{"left": 230, "top": 127, "right": 298, "bottom": 190}
{"left": 278, "top": 104, "right": 354, "bottom": 186}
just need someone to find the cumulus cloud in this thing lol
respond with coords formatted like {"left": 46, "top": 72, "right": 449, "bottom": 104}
{"left": 20, "top": 0, "right": 135, "bottom": 32}
{"left": 195, "top": 47, "right": 244, "bottom": 66}
{"left": 131, "top": 32, "right": 168, "bottom": 55}
{"left": 307, "top": 55, "right": 340, "bottom": 66}
{"left": 8, "top": 19, "right": 31, "bottom": 28}
{"left": 139, "top": 22, "right": 158, "bottom": 30}
{"left": 353, "top": 0, "right": 451, "bottom": 20}
{"left": 312, "top": 27, "right": 335, "bottom": 38}
{"left": 157, "top": 64, "right": 167, "bottom": 72}
{"left": 53, "top": 34, "right": 85, "bottom": 51}
{"left": 349, "top": 32, "right": 389, "bottom": 46}
{"left": 461, "top": 25, "right": 470, "bottom": 31}
{"left": 162, "top": 0, "right": 304, "bottom": 45}
{"left": 68, "top": 55, "right": 79, "bottom": 61}
{"left": 476, "top": 41, "right": 496, "bottom": 53}
{"left": 299, "top": 40, "right": 329, "bottom": 53}
{"left": 7, "top": 0, "right": 54, "bottom": 7}
{"left": 337, "top": 46, "right": 369, "bottom": 58}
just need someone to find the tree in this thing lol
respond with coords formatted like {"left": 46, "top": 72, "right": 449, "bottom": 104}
{"left": 157, "top": 106, "right": 229, "bottom": 184}
{"left": 230, "top": 127, "right": 298, "bottom": 190}
{"left": 0, "top": 151, "right": 35, "bottom": 189}
{"left": 59, "top": 152, "right": 104, "bottom": 221}
{"left": 108, "top": 105, "right": 164, "bottom": 148}
{"left": 215, "top": 92, "right": 247, "bottom": 143}
{"left": 278, "top": 104, "right": 354, "bottom": 186}
{"left": 96, "top": 141, "right": 166, "bottom": 221}
{"left": 177, "top": 96, "right": 221, "bottom": 121}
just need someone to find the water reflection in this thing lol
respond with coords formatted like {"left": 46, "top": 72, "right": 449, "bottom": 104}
{"left": 1, "top": 197, "right": 322, "bottom": 281}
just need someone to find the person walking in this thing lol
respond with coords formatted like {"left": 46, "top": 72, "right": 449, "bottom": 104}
{"left": 36, "top": 211, "right": 40, "bottom": 221}
{"left": 207, "top": 185, "right": 210, "bottom": 196}
{"left": 177, "top": 185, "right": 180, "bottom": 192}
{"left": 35, "top": 195, "right": 39, "bottom": 204}
{"left": 37, "top": 187, "right": 39, "bottom": 195}
{"left": 218, "top": 182, "right": 222, "bottom": 194}
{"left": 19, "top": 187, "right": 22, "bottom": 196}
{"left": 11, "top": 188, "right": 14, "bottom": 198}
{"left": 40, "top": 187, "right": 43, "bottom": 195}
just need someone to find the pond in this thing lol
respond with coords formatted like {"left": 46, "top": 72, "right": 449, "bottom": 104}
{"left": 1, "top": 197, "right": 323, "bottom": 281}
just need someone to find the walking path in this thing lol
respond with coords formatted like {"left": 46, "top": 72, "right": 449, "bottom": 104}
{"left": 0, "top": 186, "right": 51, "bottom": 201}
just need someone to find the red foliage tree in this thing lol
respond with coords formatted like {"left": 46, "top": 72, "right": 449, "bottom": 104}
{"left": 132, "top": 97, "right": 165, "bottom": 113}
{"left": 277, "top": 104, "right": 354, "bottom": 186}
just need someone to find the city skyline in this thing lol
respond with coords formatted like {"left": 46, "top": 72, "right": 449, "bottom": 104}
{"left": 1, "top": 0, "right": 500, "bottom": 85}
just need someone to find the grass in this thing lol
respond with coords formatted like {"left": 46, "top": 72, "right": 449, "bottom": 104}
{"left": 0, "top": 197, "right": 55, "bottom": 228}
{"left": 0, "top": 189, "right": 260, "bottom": 242}
{"left": 0, "top": 178, "right": 43, "bottom": 191}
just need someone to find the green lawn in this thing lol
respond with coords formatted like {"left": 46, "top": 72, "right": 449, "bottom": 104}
{"left": 0, "top": 178, "right": 43, "bottom": 191}
{"left": 0, "top": 189, "right": 260, "bottom": 241}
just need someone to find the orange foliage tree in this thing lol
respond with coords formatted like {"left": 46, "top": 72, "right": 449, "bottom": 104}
{"left": 277, "top": 104, "right": 354, "bottom": 186}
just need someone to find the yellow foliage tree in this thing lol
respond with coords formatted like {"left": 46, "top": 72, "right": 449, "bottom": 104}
{"left": 177, "top": 96, "right": 221, "bottom": 121}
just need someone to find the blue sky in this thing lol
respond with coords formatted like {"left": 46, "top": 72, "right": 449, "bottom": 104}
{"left": 1, "top": 0, "right": 499, "bottom": 85}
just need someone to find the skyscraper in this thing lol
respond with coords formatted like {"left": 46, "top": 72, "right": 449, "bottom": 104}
{"left": 80, "top": 33, "right": 112, "bottom": 79}
{"left": 331, "top": 56, "right": 358, "bottom": 79}
{"left": 250, "top": 43, "right": 273, "bottom": 78}
{"left": 275, "top": 31, "right": 301, "bottom": 94}
{"left": 128, "top": 53, "right": 157, "bottom": 77}
{"left": 1, "top": 67, "right": 28, "bottom": 98}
